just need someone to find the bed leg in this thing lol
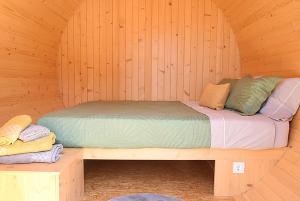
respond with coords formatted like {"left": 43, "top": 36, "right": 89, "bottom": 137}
{"left": 214, "top": 159, "right": 277, "bottom": 196}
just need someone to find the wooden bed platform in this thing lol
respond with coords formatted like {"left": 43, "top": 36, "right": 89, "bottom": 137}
{"left": 0, "top": 112, "right": 298, "bottom": 201}
{"left": 0, "top": 147, "right": 287, "bottom": 201}
{"left": 82, "top": 147, "right": 287, "bottom": 197}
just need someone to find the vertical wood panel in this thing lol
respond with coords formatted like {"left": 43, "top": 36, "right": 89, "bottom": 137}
{"left": 144, "top": 0, "right": 152, "bottom": 100}
{"left": 125, "top": 0, "right": 133, "bottom": 100}
{"left": 170, "top": 0, "right": 178, "bottom": 101}
{"left": 99, "top": 0, "right": 107, "bottom": 100}
{"left": 68, "top": 17, "right": 75, "bottom": 107}
{"left": 87, "top": 0, "right": 94, "bottom": 101}
{"left": 138, "top": 0, "right": 146, "bottom": 100}
{"left": 93, "top": 0, "right": 100, "bottom": 101}
{"left": 118, "top": 0, "right": 126, "bottom": 100}
{"left": 157, "top": 0, "right": 166, "bottom": 100}
{"left": 112, "top": 0, "right": 120, "bottom": 100}
{"left": 74, "top": 8, "right": 82, "bottom": 105}
{"left": 106, "top": 0, "right": 113, "bottom": 100}
{"left": 80, "top": 0, "right": 88, "bottom": 103}
{"left": 59, "top": 0, "right": 240, "bottom": 106}
{"left": 196, "top": 0, "right": 204, "bottom": 101}
{"left": 151, "top": 0, "right": 159, "bottom": 101}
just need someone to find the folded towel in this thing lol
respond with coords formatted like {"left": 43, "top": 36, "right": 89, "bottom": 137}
{"left": 0, "top": 144, "right": 63, "bottom": 164}
{"left": 19, "top": 124, "right": 50, "bottom": 142}
{"left": 0, "top": 133, "right": 56, "bottom": 156}
{"left": 0, "top": 115, "right": 32, "bottom": 145}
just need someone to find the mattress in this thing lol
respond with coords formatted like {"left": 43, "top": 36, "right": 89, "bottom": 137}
{"left": 184, "top": 102, "right": 289, "bottom": 149}
{"left": 38, "top": 101, "right": 211, "bottom": 148}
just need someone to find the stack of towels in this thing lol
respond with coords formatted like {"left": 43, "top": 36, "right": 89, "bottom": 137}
{"left": 0, "top": 115, "right": 63, "bottom": 164}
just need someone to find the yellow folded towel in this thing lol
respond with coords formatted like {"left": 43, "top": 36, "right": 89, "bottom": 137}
{"left": 0, "top": 133, "right": 56, "bottom": 156}
{"left": 0, "top": 115, "right": 32, "bottom": 146}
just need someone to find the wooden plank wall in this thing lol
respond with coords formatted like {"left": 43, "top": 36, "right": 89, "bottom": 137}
{"left": 234, "top": 112, "right": 300, "bottom": 201}
{"left": 58, "top": 0, "right": 241, "bottom": 107}
{"left": 0, "top": 0, "right": 80, "bottom": 124}
{"left": 211, "top": 1, "right": 300, "bottom": 200}
{"left": 214, "top": 0, "right": 300, "bottom": 77}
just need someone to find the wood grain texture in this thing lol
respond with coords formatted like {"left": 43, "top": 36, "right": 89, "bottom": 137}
{"left": 209, "top": 1, "right": 300, "bottom": 200}
{"left": 0, "top": 149, "right": 83, "bottom": 201}
{"left": 233, "top": 112, "right": 300, "bottom": 201}
{"left": 58, "top": 0, "right": 241, "bottom": 106}
{"left": 214, "top": 0, "right": 300, "bottom": 77}
{"left": 0, "top": 0, "right": 81, "bottom": 124}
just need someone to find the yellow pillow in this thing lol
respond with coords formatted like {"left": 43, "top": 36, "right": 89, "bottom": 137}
{"left": 199, "top": 83, "right": 231, "bottom": 110}
{"left": 0, "top": 115, "right": 32, "bottom": 146}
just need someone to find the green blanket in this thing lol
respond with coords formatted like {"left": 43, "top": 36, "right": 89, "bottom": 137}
{"left": 38, "top": 101, "right": 211, "bottom": 148}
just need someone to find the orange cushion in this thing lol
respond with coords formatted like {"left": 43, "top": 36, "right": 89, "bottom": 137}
{"left": 199, "top": 83, "right": 231, "bottom": 110}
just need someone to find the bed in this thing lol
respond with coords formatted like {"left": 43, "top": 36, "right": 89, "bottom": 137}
{"left": 37, "top": 101, "right": 291, "bottom": 196}
{"left": 38, "top": 101, "right": 289, "bottom": 150}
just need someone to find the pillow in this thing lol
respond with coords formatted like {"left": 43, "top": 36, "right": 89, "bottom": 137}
{"left": 219, "top": 78, "right": 239, "bottom": 90}
{"left": 0, "top": 115, "right": 32, "bottom": 145}
{"left": 260, "top": 78, "right": 300, "bottom": 121}
{"left": 225, "top": 76, "right": 281, "bottom": 115}
{"left": 19, "top": 124, "right": 51, "bottom": 142}
{"left": 199, "top": 83, "right": 231, "bottom": 110}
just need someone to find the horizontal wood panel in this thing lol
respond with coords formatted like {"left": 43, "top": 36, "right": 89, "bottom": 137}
{"left": 0, "top": 0, "right": 80, "bottom": 124}
{"left": 58, "top": 0, "right": 241, "bottom": 107}
{"left": 214, "top": 0, "right": 300, "bottom": 78}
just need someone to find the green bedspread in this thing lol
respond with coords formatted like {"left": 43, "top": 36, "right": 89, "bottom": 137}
{"left": 38, "top": 101, "right": 211, "bottom": 148}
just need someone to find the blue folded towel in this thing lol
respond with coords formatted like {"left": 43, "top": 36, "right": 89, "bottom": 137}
{"left": 19, "top": 124, "right": 50, "bottom": 142}
{"left": 0, "top": 144, "right": 63, "bottom": 164}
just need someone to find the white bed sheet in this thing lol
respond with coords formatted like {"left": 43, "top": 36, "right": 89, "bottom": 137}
{"left": 184, "top": 102, "right": 289, "bottom": 149}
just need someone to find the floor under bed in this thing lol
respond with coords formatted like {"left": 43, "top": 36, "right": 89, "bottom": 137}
{"left": 83, "top": 160, "right": 233, "bottom": 201}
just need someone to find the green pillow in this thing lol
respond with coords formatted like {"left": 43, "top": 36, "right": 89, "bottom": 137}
{"left": 219, "top": 78, "right": 239, "bottom": 90}
{"left": 225, "top": 76, "right": 281, "bottom": 115}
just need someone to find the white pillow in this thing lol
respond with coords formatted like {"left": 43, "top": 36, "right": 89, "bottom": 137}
{"left": 260, "top": 78, "right": 300, "bottom": 121}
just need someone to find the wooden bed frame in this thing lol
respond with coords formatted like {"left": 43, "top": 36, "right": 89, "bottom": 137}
{"left": 81, "top": 147, "right": 287, "bottom": 197}
{"left": 0, "top": 112, "right": 298, "bottom": 201}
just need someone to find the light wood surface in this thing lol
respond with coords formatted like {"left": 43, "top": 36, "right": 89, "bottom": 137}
{"left": 57, "top": 0, "right": 241, "bottom": 107}
{"left": 0, "top": 0, "right": 299, "bottom": 200}
{"left": 214, "top": 0, "right": 300, "bottom": 78}
{"left": 82, "top": 147, "right": 287, "bottom": 161}
{"left": 0, "top": 149, "right": 84, "bottom": 201}
{"left": 82, "top": 147, "right": 287, "bottom": 197}
{"left": 233, "top": 111, "right": 300, "bottom": 201}
{"left": 0, "top": 0, "right": 81, "bottom": 124}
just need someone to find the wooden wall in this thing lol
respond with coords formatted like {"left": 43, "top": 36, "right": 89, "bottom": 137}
{"left": 235, "top": 112, "right": 300, "bottom": 201}
{"left": 0, "top": 0, "right": 80, "bottom": 124}
{"left": 214, "top": 0, "right": 300, "bottom": 77}
{"left": 58, "top": 0, "right": 240, "bottom": 107}
{"left": 210, "top": 1, "right": 300, "bottom": 200}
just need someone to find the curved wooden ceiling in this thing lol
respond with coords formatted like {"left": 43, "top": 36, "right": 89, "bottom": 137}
{"left": 0, "top": 0, "right": 80, "bottom": 123}
{"left": 0, "top": 1, "right": 299, "bottom": 201}
{"left": 214, "top": 0, "right": 300, "bottom": 77}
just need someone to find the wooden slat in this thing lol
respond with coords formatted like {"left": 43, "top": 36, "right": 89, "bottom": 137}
{"left": 125, "top": 0, "right": 133, "bottom": 100}
{"left": 86, "top": 0, "right": 94, "bottom": 102}
{"left": 67, "top": 16, "right": 75, "bottom": 107}
{"left": 214, "top": 0, "right": 300, "bottom": 78}
{"left": 93, "top": 0, "right": 100, "bottom": 101}
{"left": 118, "top": 0, "right": 126, "bottom": 100}
{"left": 58, "top": 0, "right": 240, "bottom": 105}
{"left": 138, "top": 0, "right": 146, "bottom": 100}
{"left": 74, "top": 7, "right": 82, "bottom": 105}
{"left": 112, "top": 0, "right": 120, "bottom": 100}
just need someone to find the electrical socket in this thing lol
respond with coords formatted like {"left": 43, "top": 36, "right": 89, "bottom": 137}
{"left": 233, "top": 162, "right": 245, "bottom": 174}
